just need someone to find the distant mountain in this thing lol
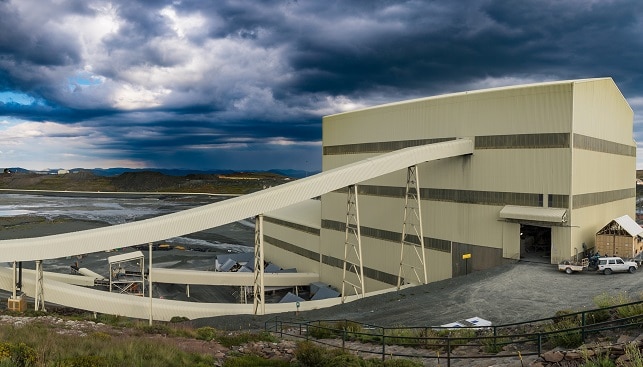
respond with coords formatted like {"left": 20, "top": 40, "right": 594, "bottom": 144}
{"left": 85, "top": 168, "right": 237, "bottom": 177}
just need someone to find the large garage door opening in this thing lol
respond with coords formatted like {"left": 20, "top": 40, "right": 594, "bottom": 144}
{"left": 520, "top": 224, "right": 551, "bottom": 263}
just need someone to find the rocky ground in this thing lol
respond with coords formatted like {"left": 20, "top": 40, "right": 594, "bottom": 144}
{"left": 1, "top": 311, "right": 641, "bottom": 367}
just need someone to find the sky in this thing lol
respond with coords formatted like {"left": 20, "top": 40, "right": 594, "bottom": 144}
{"left": 1, "top": 0, "right": 642, "bottom": 172}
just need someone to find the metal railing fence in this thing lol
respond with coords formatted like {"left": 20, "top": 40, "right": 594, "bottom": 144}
{"left": 264, "top": 300, "right": 643, "bottom": 366}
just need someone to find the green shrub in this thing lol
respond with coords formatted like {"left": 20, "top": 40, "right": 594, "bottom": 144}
{"left": 479, "top": 332, "right": 512, "bottom": 354}
{"left": 585, "top": 309, "right": 611, "bottom": 325}
{"left": 580, "top": 349, "right": 616, "bottom": 367}
{"left": 593, "top": 293, "right": 614, "bottom": 308}
{"left": 93, "top": 313, "right": 134, "bottom": 328}
{"left": 0, "top": 342, "right": 36, "bottom": 367}
{"left": 589, "top": 292, "right": 643, "bottom": 325}
{"left": 614, "top": 302, "right": 643, "bottom": 319}
{"left": 222, "top": 354, "right": 291, "bottom": 367}
{"left": 382, "top": 359, "right": 423, "bottom": 367}
{"left": 326, "top": 353, "right": 363, "bottom": 367}
{"left": 335, "top": 320, "right": 363, "bottom": 333}
{"left": 90, "top": 332, "right": 111, "bottom": 341}
{"left": 0, "top": 343, "right": 10, "bottom": 361}
{"left": 445, "top": 328, "right": 476, "bottom": 351}
{"left": 308, "top": 322, "right": 336, "bottom": 339}
{"left": 383, "top": 328, "right": 424, "bottom": 347}
{"left": 170, "top": 316, "right": 190, "bottom": 323}
{"left": 553, "top": 310, "right": 579, "bottom": 324}
{"left": 544, "top": 318, "right": 583, "bottom": 348}
{"left": 295, "top": 341, "right": 329, "bottom": 367}
{"left": 196, "top": 326, "right": 217, "bottom": 341}
{"left": 57, "top": 355, "right": 109, "bottom": 367}
{"left": 624, "top": 343, "right": 643, "bottom": 367}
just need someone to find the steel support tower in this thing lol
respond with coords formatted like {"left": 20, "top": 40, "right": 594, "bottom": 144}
{"left": 253, "top": 214, "right": 265, "bottom": 315}
{"left": 397, "top": 165, "right": 427, "bottom": 290}
{"left": 341, "top": 184, "right": 365, "bottom": 302}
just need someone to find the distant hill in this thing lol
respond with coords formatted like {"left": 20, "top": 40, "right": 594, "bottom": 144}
{"left": 0, "top": 170, "right": 296, "bottom": 194}
{"left": 3, "top": 167, "right": 316, "bottom": 179}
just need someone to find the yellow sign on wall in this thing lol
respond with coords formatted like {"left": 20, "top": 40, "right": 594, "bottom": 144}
{"left": 462, "top": 253, "right": 471, "bottom": 260}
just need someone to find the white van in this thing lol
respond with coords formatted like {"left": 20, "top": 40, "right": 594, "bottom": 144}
{"left": 596, "top": 257, "right": 638, "bottom": 275}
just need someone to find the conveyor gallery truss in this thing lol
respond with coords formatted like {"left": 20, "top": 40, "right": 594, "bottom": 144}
{"left": 398, "top": 165, "right": 428, "bottom": 289}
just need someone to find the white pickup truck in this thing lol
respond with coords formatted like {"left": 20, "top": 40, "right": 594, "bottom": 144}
{"left": 596, "top": 256, "right": 638, "bottom": 275}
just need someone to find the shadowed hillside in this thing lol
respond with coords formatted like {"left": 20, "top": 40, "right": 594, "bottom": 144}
{"left": 0, "top": 170, "right": 292, "bottom": 194}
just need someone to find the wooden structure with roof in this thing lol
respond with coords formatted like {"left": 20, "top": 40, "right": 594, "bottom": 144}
{"left": 595, "top": 215, "right": 643, "bottom": 258}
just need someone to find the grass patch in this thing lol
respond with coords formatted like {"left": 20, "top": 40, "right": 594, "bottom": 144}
{"left": 0, "top": 322, "right": 215, "bottom": 367}
{"left": 383, "top": 328, "right": 425, "bottom": 347}
{"left": 294, "top": 341, "right": 423, "bottom": 367}
{"left": 308, "top": 322, "right": 337, "bottom": 339}
{"left": 194, "top": 326, "right": 276, "bottom": 347}
{"left": 580, "top": 348, "right": 616, "bottom": 367}
{"left": 478, "top": 331, "right": 512, "bottom": 354}
{"left": 222, "top": 354, "right": 291, "bottom": 366}
{"left": 544, "top": 318, "right": 583, "bottom": 349}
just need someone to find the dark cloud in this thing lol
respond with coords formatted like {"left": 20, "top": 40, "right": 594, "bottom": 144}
{"left": 0, "top": 2, "right": 81, "bottom": 68}
{"left": 0, "top": 0, "right": 642, "bottom": 170}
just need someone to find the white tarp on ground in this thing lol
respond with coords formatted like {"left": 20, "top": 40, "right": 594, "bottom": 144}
{"left": 441, "top": 317, "right": 492, "bottom": 329}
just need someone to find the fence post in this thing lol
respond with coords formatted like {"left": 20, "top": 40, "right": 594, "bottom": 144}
{"left": 537, "top": 333, "right": 542, "bottom": 356}
{"left": 446, "top": 335, "right": 451, "bottom": 367}
{"left": 280, "top": 320, "right": 283, "bottom": 338}
{"left": 306, "top": 321, "right": 310, "bottom": 341}
{"left": 581, "top": 311, "right": 586, "bottom": 343}
{"left": 342, "top": 328, "right": 346, "bottom": 350}
{"left": 381, "top": 327, "right": 386, "bottom": 361}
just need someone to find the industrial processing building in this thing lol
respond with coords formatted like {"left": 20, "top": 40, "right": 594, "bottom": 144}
{"left": 263, "top": 77, "right": 636, "bottom": 294}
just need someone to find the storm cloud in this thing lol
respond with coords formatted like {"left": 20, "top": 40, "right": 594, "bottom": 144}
{"left": 0, "top": 0, "right": 642, "bottom": 170}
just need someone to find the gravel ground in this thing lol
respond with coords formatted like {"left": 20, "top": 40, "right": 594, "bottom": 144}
{"left": 193, "top": 259, "right": 643, "bottom": 330}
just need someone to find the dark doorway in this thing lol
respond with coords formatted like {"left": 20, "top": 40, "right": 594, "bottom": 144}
{"left": 520, "top": 224, "right": 551, "bottom": 263}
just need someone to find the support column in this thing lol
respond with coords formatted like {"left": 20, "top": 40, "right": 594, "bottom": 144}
{"left": 12, "top": 261, "right": 17, "bottom": 299}
{"left": 148, "top": 242, "right": 153, "bottom": 326}
{"left": 397, "top": 165, "right": 427, "bottom": 290}
{"left": 8, "top": 261, "right": 26, "bottom": 312}
{"left": 341, "top": 184, "right": 365, "bottom": 303}
{"left": 35, "top": 260, "right": 46, "bottom": 312}
{"left": 253, "top": 214, "right": 265, "bottom": 315}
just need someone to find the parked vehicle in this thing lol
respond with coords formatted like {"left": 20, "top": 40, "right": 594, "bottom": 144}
{"left": 558, "top": 258, "right": 589, "bottom": 274}
{"left": 596, "top": 256, "right": 638, "bottom": 275}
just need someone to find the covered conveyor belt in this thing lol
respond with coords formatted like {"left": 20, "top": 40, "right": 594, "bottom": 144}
{"left": 151, "top": 268, "right": 319, "bottom": 286}
{"left": 0, "top": 267, "right": 381, "bottom": 321}
{"left": 0, "top": 139, "right": 473, "bottom": 262}
{"left": 0, "top": 139, "right": 472, "bottom": 318}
